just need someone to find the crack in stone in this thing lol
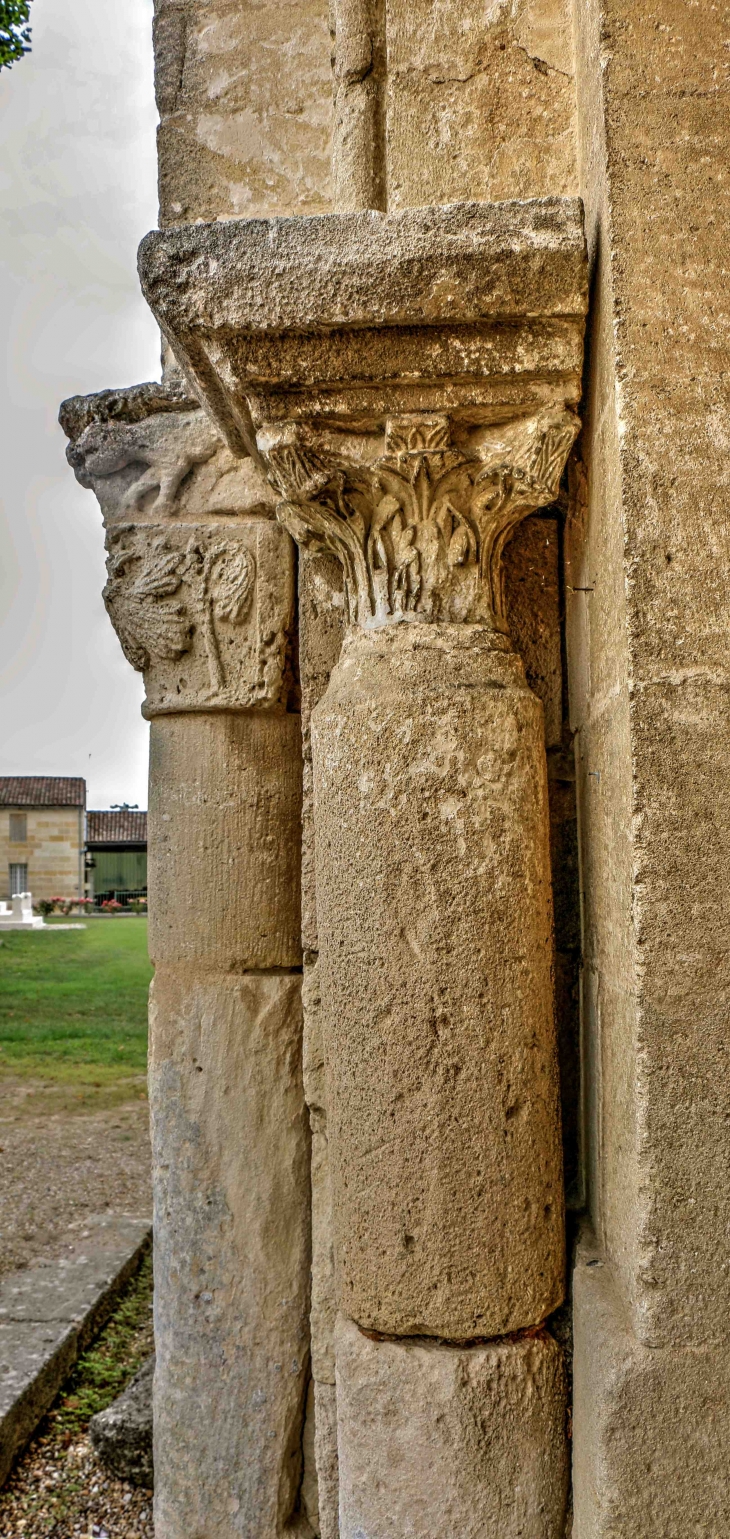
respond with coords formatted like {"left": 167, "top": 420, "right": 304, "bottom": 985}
{"left": 513, "top": 40, "right": 573, "bottom": 79}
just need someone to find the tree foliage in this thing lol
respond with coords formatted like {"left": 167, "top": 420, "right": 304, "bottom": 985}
{"left": 0, "top": 0, "right": 32, "bottom": 70}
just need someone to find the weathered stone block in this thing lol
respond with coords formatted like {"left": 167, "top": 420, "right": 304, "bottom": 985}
{"left": 336, "top": 1314, "right": 568, "bottom": 1539}
{"left": 153, "top": 0, "right": 333, "bottom": 226}
{"left": 148, "top": 711, "right": 302, "bottom": 971}
{"left": 573, "top": 1235, "right": 730, "bottom": 1536}
{"left": 90, "top": 1353, "right": 154, "bottom": 1488}
{"left": 139, "top": 199, "right": 587, "bottom": 451}
{"left": 0, "top": 1320, "right": 77, "bottom": 1488}
{"left": 386, "top": 0, "right": 578, "bottom": 211}
{"left": 141, "top": 198, "right": 587, "bottom": 338}
{"left": 314, "top": 625, "right": 564, "bottom": 1339}
{"left": 149, "top": 968, "right": 311, "bottom": 1539}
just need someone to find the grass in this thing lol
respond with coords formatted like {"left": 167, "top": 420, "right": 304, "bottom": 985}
{"left": 0, "top": 917, "right": 151, "bottom": 1084}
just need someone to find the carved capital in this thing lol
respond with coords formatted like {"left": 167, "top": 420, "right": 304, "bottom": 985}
{"left": 103, "top": 522, "right": 294, "bottom": 714}
{"left": 135, "top": 204, "right": 587, "bottom": 635}
{"left": 60, "top": 384, "right": 293, "bottom": 713}
{"left": 260, "top": 408, "right": 579, "bottom": 631}
{"left": 61, "top": 386, "right": 275, "bottom": 526}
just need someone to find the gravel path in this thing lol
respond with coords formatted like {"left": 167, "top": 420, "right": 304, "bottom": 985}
{"left": 0, "top": 1078, "right": 152, "bottom": 1281}
{"left": 0, "top": 1428, "right": 154, "bottom": 1538}
{"left": 0, "top": 1077, "right": 153, "bottom": 1534}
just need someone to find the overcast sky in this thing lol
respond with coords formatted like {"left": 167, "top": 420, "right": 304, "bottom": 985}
{"left": 0, "top": 0, "right": 160, "bottom": 809}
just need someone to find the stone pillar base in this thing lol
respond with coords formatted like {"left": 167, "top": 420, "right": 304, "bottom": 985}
{"left": 335, "top": 1314, "right": 568, "bottom": 1539}
{"left": 573, "top": 1234, "right": 730, "bottom": 1536}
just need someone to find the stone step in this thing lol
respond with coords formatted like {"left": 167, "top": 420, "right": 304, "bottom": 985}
{"left": 0, "top": 1214, "right": 152, "bottom": 1485}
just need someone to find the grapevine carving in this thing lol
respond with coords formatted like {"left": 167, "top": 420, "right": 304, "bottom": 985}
{"left": 104, "top": 534, "right": 255, "bottom": 692}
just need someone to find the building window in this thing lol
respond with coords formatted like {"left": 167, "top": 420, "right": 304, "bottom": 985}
{"left": 9, "top": 813, "right": 27, "bottom": 843}
{"left": 9, "top": 863, "right": 28, "bottom": 895}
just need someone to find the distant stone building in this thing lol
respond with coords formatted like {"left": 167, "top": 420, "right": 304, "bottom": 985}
{"left": 0, "top": 777, "right": 85, "bottom": 902}
{"left": 86, "top": 809, "right": 147, "bottom": 901}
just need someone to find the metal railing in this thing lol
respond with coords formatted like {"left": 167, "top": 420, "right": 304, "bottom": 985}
{"left": 93, "top": 888, "right": 148, "bottom": 911}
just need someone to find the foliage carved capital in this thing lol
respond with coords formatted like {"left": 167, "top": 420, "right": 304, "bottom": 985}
{"left": 103, "top": 523, "right": 294, "bottom": 715}
{"left": 60, "top": 386, "right": 293, "bottom": 714}
{"left": 260, "top": 408, "right": 579, "bottom": 631}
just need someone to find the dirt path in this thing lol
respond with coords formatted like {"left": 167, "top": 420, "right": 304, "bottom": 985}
{"left": 0, "top": 1078, "right": 152, "bottom": 1281}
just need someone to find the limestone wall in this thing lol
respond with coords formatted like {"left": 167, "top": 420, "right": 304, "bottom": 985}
{"left": 384, "top": 0, "right": 577, "bottom": 210}
{"left": 153, "top": 0, "right": 577, "bottom": 226}
{"left": 0, "top": 807, "right": 84, "bottom": 902}
{"left": 153, "top": 0, "right": 334, "bottom": 225}
{"left": 568, "top": 1, "right": 730, "bottom": 1529}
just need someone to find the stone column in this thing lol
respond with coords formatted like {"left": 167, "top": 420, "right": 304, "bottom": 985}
{"left": 330, "top": 0, "right": 386, "bottom": 212}
{"left": 264, "top": 407, "right": 577, "bottom": 1535}
{"left": 138, "top": 194, "right": 588, "bottom": 1538}
{"left": 60, "top": 385, "right": 313, "bottom": 1539}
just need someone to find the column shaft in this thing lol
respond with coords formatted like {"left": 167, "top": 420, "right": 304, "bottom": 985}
{"left": 148, "top": 713, "right": 308, "bottom": 1539}
{"left": 313, "top": 624, "right": 564, "bottom": 1340}
{"left": 330, "top": 0, "right": 387, "bottom": 211}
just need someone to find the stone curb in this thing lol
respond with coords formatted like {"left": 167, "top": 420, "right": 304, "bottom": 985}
{"left": 0, "top": 1214, "right": 152, "bottom": 1486}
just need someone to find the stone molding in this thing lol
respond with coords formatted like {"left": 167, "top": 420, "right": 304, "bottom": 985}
{"left": 60, "top": 383, "right": 294, "bottom": 715}
{"left": 262, "top": 407, "right": 579, "bottom": 630}
{"left": 138, "top": 199, "right": 588, "bottom": 458}
{"left": 136, "top": 201, "right": 587, "bottom": 634}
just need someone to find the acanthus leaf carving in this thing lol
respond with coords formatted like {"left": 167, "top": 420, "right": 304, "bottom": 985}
{"left": 262, "top": 408, "right": 579, "bottom": 632}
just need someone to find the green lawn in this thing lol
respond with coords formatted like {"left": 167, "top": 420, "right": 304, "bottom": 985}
{"left": 0, "top": 917, "right": 151, "bottom": 1085}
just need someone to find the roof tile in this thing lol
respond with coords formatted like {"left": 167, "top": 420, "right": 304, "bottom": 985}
{"left": 86, "top": 810, "right": 147, "bottom": 844}
{"left": 0, "top": 777, "right": 86, "bottom": 808}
